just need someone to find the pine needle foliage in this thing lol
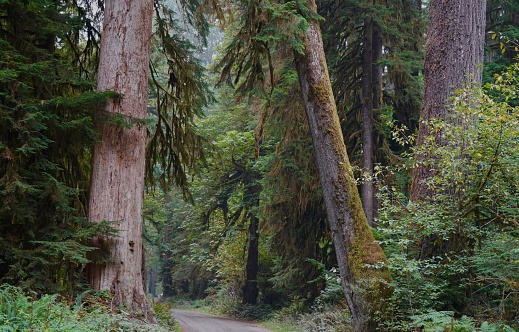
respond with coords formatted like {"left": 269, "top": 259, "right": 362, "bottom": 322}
{"left": 146, "top": 0, "right": 211, "bottom": 198}
{"left": 0, "top": 0, "right": 115, "bottom": 294}
{"left": 320, "top": 0, "right": 424, "bottom": 164}
{"left": 214, "top": 0, "right": 309, "bottom": 94}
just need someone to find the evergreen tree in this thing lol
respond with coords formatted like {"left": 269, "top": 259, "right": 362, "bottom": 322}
{"left": 86, "top": 0, "right": 157, "bottom": 321}
{"left": 319, "top": 0, "right": 425, "bottom": 216}
{"left": 484, "top": 0, "right": 519, "bottom": 82}
{"left": 411, "top": 0, "right": 486, "bottom": 206}
{"left": 293, "top": 0, "right": 392, "bottom": 328}
{"left": 0, "top": 0, "right": 110, "bottom": 294}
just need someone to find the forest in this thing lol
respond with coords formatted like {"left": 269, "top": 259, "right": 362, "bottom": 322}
{"left": 1, "top": 0, "right": 519, "bottom": 331}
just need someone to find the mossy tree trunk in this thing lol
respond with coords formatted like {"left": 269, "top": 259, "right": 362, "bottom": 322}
{"left": 294, "top": 0, "right": 392, "bottom": 330}
{"left": 87, "top": 0, "right": 156, "bottom": 322}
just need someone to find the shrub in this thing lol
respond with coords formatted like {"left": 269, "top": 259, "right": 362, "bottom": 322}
{"left": 0, "top": 284, "right": 170, "bottom": 331}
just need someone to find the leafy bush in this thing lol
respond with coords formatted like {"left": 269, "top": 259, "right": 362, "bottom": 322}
{"left": 152, "top": 300, "right": 178, "bottom": 328}
{"left": 377, "top": 62, "right": 519, "bottom": 329}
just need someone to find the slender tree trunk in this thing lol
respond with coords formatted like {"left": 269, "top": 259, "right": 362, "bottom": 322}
{"left": 294, "top": 0, "right": 392, "bottom": 330}
{"left": 371, "top": 21, "right": 383, "bottom": 223}
{"left": 372, "top": 24, "right": 383, "bottom": 123}
{"left": 87, "top": 0, "right": 156, "bottom": 322}
{"left": 243, "top": 175, "right": 260, "bottom": 305}
{"left": 361, "top": 17, "right": 375, "bottom": 226}
{"left": 242, "top": 212, "right": 259, "bottom": 305}
{"left": 160, "top": 225, "right": 176, "bottom": 297}
{"left": 148, "top": 266, "right": 157, "bottom": 298}
{"left": 410, "top": 0, "right": 486, "bottom": 201}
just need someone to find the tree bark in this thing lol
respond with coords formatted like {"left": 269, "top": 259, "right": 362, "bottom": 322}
{"left": 361, "top": 17, "right": 375, "bottom": 226}
{"left": 242, "top": 173, "right": 260, "bottom": 305}
{"left": 242, "top": 212, "right": 259, "bottom": 305}
{"left": 410, "top": 0, "right": 486, "bottom": 202}
{"left": 371, "top": 21, "right": 383, "bottom": 224}
{"left": 87, "top": 0, "right": 156, "bottom": 322}
{"left": 294, "top": 1, "right": 392, "bottom": 330}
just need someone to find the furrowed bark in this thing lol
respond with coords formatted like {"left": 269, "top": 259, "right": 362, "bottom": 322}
{"left": 87, "top": 0, "right": 156, "bottom": 322}
{"left": 411, "top": 0, "right": 486, "bottom": 202}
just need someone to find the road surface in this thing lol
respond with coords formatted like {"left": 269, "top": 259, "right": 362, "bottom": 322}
{"left": 171, "top": 309, "right": 273, "bottom": 332}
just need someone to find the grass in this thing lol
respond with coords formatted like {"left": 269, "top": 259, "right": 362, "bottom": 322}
{"left": 261, "top": 318, "right": 301, "bottom": 332}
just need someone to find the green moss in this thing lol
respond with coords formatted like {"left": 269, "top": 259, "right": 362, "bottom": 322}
{"left": 311, "top": 78, "right": 333, "bottom": 106}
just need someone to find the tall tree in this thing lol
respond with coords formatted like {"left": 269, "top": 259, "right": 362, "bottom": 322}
{"left": 294, "top": 0, "right": 392, "bottom": 330}
{"left": 361, "top": 13, "right": 375, "bottom": 226}
{"left": 411, "top": 0, "right": 486, "bottom": 202}
{"left": 319, "top": 0, "right": 425, "bottom": 204}
{"left": 86, "top": 0, "right": 156, "bottom": 321}
{"left": 360, "top": 0, "right": 384, "bottom": 226}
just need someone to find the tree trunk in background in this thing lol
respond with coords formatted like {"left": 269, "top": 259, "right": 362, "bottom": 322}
{"left": 294, "top": 0, "right": 392, "bottom": 329}
{"left": 87, "top": 0, "right": 156, "bottom": 322}
{"left": 361, "top": 17, "right": 375, "bottom": 226}
{"left": 242, "top": 213, "right": 259, "bottom": 305}
{"left": 372, "top": 24, "right": 383, "bottom": 128}
{"left": 148, "top": 266, "right": 157, "bottom": 298}
{"left": 371, "top": 22, "right": 383, "bottom": 223}
{"left": 410, "top": 0, "right": 486, "bottom": 201}
{"left": 160, "top": 225, "right": 176, "bottom": 297}
{"left": 242, "top": 174, "right": 260, "bottom": 305}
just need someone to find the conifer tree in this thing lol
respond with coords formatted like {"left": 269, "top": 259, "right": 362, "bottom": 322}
{"left": 411, "top": 0, "right": 486, "bottom": 202}
{"left": 0, "top": 0, "right": 108, "bottom": 294}
{"left": 319, "top": 0, "right": 425, "bottom": 215}
{"left": 410, "top": 0, "right": 486, "bottom": 260}
{"left": 293, "top": 0, "right": 392, "bottom": 329}
{"left": 86, "top": 0, "right": 156, "bottom": 321}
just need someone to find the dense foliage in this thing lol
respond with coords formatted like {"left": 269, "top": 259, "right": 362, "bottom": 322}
{"left": 1, "top": 0, "right": 519, "bottom": 330}
{"left": 377, "top": 64, "right": 519, "bottom": 330}
{"left": 0, "top": 0, "right": 115, "bottom": 294}
{"left": 0, "top": 285, "right": 177, "bottom": 331}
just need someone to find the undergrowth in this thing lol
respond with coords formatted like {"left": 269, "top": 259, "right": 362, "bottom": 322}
{"left": 0, "top": 284, "right": 175, "bottom": 331}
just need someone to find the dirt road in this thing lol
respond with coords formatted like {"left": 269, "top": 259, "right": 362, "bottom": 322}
{"left": 171, "top": 309, "right": 273, "bottom": 332}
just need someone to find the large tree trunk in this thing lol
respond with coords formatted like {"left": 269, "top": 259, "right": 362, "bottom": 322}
{"left": 87, "top": 0, "right": 156, "bottom": 322}
{"left": 410, "top": 0, "right": 486, "bottom": 202}
{"left": 294, "top": 0, "right": 392, "bottom": 330}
